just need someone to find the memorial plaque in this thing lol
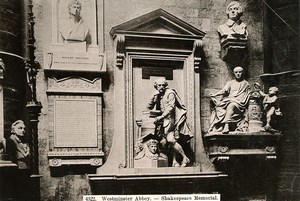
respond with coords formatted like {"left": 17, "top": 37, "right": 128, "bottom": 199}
{"left": 142, "top": 67, "right": 173, "bottom": 80}
{"left": 54, "top": 99, "right": 97, "bottom": 147}
{"left": 45, "top": 52, "right": 106, "bottom": 72}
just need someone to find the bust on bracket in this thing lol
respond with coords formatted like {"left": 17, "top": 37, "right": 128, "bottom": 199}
{"left": 44, "top": 0, "right": 106, "bottom": 73}
{"left": 218, "top": 1, "right": 248, "bottom": 67}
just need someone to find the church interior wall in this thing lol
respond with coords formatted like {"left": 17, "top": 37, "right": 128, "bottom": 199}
{"left": 0, "top": 0, "right": 298, "bottom": 200}
{"left": 33, "top": 0, "right": 266, "bottom": 200}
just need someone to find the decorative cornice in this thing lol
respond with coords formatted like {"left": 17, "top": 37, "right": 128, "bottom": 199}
{"left": 110, "top": 9, "right": 206, "bottom": 38}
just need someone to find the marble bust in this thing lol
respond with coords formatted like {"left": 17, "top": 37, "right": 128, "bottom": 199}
{"left": 58, "top": 0, "right": 91, "bottom": 45}
{"left": 218, "top": 1, "right": 248, "bottom": 42}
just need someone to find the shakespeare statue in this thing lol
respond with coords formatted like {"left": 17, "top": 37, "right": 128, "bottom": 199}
{"left": 209, "top": 66, "right": 251, "bottom": 134}
{"left": 8, "top": 120, "right": 30, "bottom": 169}
{"left": 59, "top": 0, "right": 91, "bottom": 45}
{"left": 146, "top": 78, "right": 193, "bottom": 167}
{"left": 218, "top": 1, "right": 248, "bottom": 42}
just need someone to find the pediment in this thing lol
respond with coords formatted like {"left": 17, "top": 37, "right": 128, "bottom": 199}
{"left": 110, "top": 9, "right": 205, "bottom": 38}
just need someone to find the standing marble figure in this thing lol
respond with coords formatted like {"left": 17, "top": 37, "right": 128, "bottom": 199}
{"left": 8, "top": 120, "right": 30, "bottom": 169}
{"left": 59, "top": 0, "right": 91, "bottom": 45}
{"left": 218, "top": 1, "right": 248, "bottom": 42}
{"left": 209, "top": 67, "right": 251, "bottom": 134}
{"left": 146, "top": 78, "right": 193, "bottom": 167}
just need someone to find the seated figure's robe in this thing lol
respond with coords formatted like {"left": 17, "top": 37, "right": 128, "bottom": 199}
{"left": 209, "top": 79, "right": 251, "bottom": 131}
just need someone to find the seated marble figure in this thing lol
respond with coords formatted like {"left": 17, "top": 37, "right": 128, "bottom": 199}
{"left": 218, "top": 1, "right": 248, "bottom": 42}
{"left": 209, "top": 66, "right": 251, "bottom": 134}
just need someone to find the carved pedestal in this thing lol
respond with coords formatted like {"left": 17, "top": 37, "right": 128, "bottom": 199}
{"left": 248, "top": 92, "right": 264, "bottom": 132}
{"left": 134, "top": 158, "right": 168, "bottom": 168}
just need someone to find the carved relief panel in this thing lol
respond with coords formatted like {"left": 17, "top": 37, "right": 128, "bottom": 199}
{"left": 47, "top": 77, "right": 104, "bottom": 167}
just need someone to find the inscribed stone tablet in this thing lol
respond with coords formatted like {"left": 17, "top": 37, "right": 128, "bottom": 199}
{"left": 54, "top": 99, "right": 97, "bottom": 147}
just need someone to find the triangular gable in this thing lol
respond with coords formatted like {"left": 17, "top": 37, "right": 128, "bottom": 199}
{"left": 110, "top": 9, "right": 205, "bottom": 38}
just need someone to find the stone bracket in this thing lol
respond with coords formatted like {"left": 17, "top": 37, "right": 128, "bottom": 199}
{"left": 220, "top": 37, "right": 248, "bottom": 68}
{"left": 204, "top": 132, "right": 282, "bottom": 163}
{"left": 48, "top": 151, "right": 104, "bottom": 167}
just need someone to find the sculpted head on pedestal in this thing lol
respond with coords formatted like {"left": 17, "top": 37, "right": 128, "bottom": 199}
{"left": 11, "top": 120, "right": 26, "bottom": 137}
{"left": 68, "top": 0, "right": 82, "bottom": 18}
{"left": 226, "top": 1, "right": 243, "bottom": 21}
{"left": 146, "top": 139, "right": 158, "bottom": 154}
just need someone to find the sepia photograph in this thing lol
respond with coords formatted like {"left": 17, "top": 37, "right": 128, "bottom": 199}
{"left": 0, "top": 0, "right": 299, "bottom": 200}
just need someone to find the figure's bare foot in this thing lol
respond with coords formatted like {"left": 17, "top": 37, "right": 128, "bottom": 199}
{"left": 222, "top": 124, "right": 229, "bottom": 134}
{"left": 172, "top": 161, "right": 180, "bottom": 167}
{"left": 264, "top": 125, "right": 278, "bottom": 133}
{"left": 212, "top": 126, "right": 223, "bottom": 132}
{"left": 181, "top": 157, "right": 190, "bottom": 167}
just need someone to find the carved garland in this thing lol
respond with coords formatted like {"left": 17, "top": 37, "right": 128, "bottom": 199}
{"left": 116, "top": 35, "right": 125, "bottom": 69}
{"left": 193, "top": 39, "right": 203, "bottom": 72}
{"left": 0, "top": 59, "right": 5, "bottom": 81}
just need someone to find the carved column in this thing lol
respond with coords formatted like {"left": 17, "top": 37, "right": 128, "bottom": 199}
{"left": 25, "top": 1, "right": 42, "bottom": 201}
{"left": 0, "top": 59, "right": 4, "bottom": 160}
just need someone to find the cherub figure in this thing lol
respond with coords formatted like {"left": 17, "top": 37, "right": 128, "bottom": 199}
{"left": 254, "top": 83, "right": 282, "bottom": 132}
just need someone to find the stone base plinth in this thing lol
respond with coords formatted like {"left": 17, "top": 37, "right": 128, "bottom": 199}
{"left": 134, "top": 157, "right": 168, "bottom": 168}
{"left": 89, "top": 168, "right": 227, "bottom": 194}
